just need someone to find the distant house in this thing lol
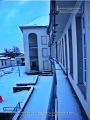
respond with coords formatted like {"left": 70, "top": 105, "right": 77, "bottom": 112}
{"left": 11, "top": 58, "right": 16, "bottom": 67}
{"left": 20, "top": 16, "right": 51, "bottom": 73}
{"left": 0, "top": 57, "right": 11, "bottom": 69}
{"left": 15, "top": 56, "right": 25, "bottom": 66}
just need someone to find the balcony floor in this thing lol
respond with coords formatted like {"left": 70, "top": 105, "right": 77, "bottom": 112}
{"left": 55, "top": 62, "right": 83, "bottom": 120}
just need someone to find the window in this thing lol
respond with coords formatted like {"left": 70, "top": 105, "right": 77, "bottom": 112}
{"left": 76, "top": 16, "right": 83, "bottom": 84}
{"left": 76, "top": 14, "right": 86, "bottom": 98}
{"left": 82, "top": 14, "right": 86, "bottom": 85}
{"left": 68, "top": 26, "right": 73, "bottom": 78}
{"left": 61, "top": 40, "right": 63, "bottom": 64}
{"left": 42, "top": 48, "right": 48, "bottom": 58}
{"left": 43, "top": 60, "right": 49, "bottom": 70}
{"left": 62, "top": 39, "right": 65, "bottom": 67}
{"left": 5, "top": 60, "right": 7, "bottom": 65}
{"left": 1, "top": 61, "right": 3, "bottom": 66}
{"left": 64, "top": 34, "right": 68, "bottom": 73}
{"left": 41, "top": 36, "right": 47, "bottom": 45}
{"left": 59, "top": 41, "right": 61, "bottom": 62}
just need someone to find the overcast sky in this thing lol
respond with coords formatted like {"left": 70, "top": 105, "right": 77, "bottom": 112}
{"left": 0, "top": 0, "right": 50, "bottom": 52}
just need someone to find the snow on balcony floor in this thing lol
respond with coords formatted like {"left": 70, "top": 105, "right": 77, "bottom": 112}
{"left": 55, "top": 62, "right": 83, "bottom": 120}
{"left": 19, "top": 76, "right": 53, "bottom": 120}
{"left": 0, "top": 66, "right": 36, "bottom": 112}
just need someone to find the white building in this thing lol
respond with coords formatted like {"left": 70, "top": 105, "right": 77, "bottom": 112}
{"left": 15, "top": 56, "right": 25, "bottom": 66}
{"left": 11, "top": 58, "right": 16, "bottom": 67}
{"left": 0, "top": 57, "right": 11, "bottom": 69}
{"left": 47, "top": 0, "right": 90, "bottom": 119}
{"left": 20, "top": 16, "right": 51, "bottom": 73}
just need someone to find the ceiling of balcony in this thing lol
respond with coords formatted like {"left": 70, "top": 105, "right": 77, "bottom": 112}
{"left": 55, "top": 1, "right": 76, "bottom": 42}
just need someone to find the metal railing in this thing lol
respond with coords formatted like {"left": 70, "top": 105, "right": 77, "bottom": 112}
{"left": 46, "top": 56, "right": 57, "bottom": 120}
{"left": 10, "top": 102, "right": 21, "bottom": 120}
{"left": 3, "top": 102, "right": 21, "bottom": 120}
{"left": 49, "top": 56, "right": 57, "bottom": 97}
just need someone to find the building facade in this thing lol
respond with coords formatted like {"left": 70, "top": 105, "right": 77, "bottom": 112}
{"left": 20, "top": 16, "right": 51, "bottom": 73}
{"left": 15, "top": 56, "right": 25, "bottom": 66}
{"left": 47, "top": 0, "right": 90, "bottom": 119}
{"left": 11, "top": 58, "right": 16, "bottom": 67}
{"left": 0, "top": 57, "right": 11, "bottom": 69}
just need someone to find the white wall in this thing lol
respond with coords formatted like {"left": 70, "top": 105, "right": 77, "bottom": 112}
{"left": 50, "top": 1, "right": 90, "bottom": 119}
{"left": 0, "top": 59, "right": 11, "bottom": 69}
{"left": 11, "top": 60, "right": 16, "bottom": 67}
{"left": 22, "top": 27, "right": 51, "bottom": 73}
{"left": 15, "top": 57, "right": 25, "bottom": 66}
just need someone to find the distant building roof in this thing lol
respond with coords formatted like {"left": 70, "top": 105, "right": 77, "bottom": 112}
{"left": 20, "top": 16, "right": 49, "bottom": 31}
{"left": 0, "top": 57, "right": 10, "bottom": 60}
{"left": 15, "top": 56, "right": 24, "bottom": 59}
{"left": 11, "top": 58, "right": 15, "bottom": 61}
{"left": 0, "top": 55, "right": 5, "bottom": 57}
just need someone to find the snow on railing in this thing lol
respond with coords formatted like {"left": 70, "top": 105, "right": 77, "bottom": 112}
{"left": 49, "top": 56, "right": 57, "bottom": 96}
{"left": 3, "top": 102, "right": 21, "bottom": 120}
{"left": 48, "top": 56, "right": 57, "bottom": 119}
{"left": 49, "top": 56, "right": 56, "bottom": 74}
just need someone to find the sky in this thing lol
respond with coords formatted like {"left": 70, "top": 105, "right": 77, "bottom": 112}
{"left": 0, "top": 0, "right": 50, "bottom": 53}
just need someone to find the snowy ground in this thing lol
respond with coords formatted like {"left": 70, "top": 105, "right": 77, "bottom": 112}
{"left": 0, "top": 66, "right": 36, "bottom": 112}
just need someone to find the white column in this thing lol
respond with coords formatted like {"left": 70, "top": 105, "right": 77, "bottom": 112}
{"left": 23, "top": 32, "right": 30, "bottom": 73}
{"left": 58, "top": 41, "right": 60, "bottom": 62}
{"left": 63, "top": 36, "right": 66, "bottom": 71}
{"left": 61, "top": 40, "right": 63, "bottom": 64}
{"left": 59, "top": 41, "right": 62, "bottom": 63}
{"left": 71, "top": 16, "right": 78, "bottom": 84}
{"left": 66, "top": 30, "right": 70, "bottom": 76}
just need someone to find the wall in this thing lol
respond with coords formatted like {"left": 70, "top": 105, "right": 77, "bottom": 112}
{"left": 22, "top": 27, "right": 51, "bottom": 73}
{"left": 0, "top": 59, "right": 11, "bottom": 69}
{"left": 11, "top": 60, "right": 16, "bottom": 67}
{"left": 50, "top": 1, "right": 90, "bottom": 119}
{"left": 15, "top": 57, "right": 25, "bottom": 66}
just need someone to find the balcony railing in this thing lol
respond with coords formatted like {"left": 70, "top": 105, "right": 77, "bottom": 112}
{"left": 30, "top": 56, "right": 38, "bottom": 61}
{"left": 47, "top": 56, "right": 57, "bottom": 120}
{"left": 29, "top": 43, "right": 37, "bottom": 47}
{"left": 3, "top": 102, "right": 21, "bottom": 120}
{"left": 10, "top": 102, "right": 21, "bottom": 120}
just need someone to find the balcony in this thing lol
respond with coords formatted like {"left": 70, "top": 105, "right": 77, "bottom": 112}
{"left": 29, "top": 43, "right": 37, "bottom": 48}
{"left": 30, "top": 56, "right": 38, "bottom": 61}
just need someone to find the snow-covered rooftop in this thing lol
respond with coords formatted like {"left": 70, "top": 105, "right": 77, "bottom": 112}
{"left": 0, "top": 66, "right": 37, "bottom": 112}
{"left": 0, "top": 55, "right": 4, "bottom": 57}
{"left": 11, "top": 58, "right": 15, "bottom": 61}
{"left": 21, "top": 16, "right": 49, "bottom": 27}
{"left": 0, "top": 57, "right": 10, "bottom": 60}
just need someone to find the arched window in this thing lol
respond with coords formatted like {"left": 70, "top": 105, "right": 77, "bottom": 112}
{"left": 28, "top": 33, "right": 37, "bottom": 47}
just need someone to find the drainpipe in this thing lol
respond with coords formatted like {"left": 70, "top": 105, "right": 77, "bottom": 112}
{"left": 55, "top": 42, "right": 57, "bottom": 61}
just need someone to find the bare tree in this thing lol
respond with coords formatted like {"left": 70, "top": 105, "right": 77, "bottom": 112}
{"left": 4, "top": 46, "right": 21, "bottom": 58}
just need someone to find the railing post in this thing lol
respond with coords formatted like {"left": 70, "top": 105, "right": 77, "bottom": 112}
{"left": 9, "top": 102, "right": 21, "bottom": 120}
